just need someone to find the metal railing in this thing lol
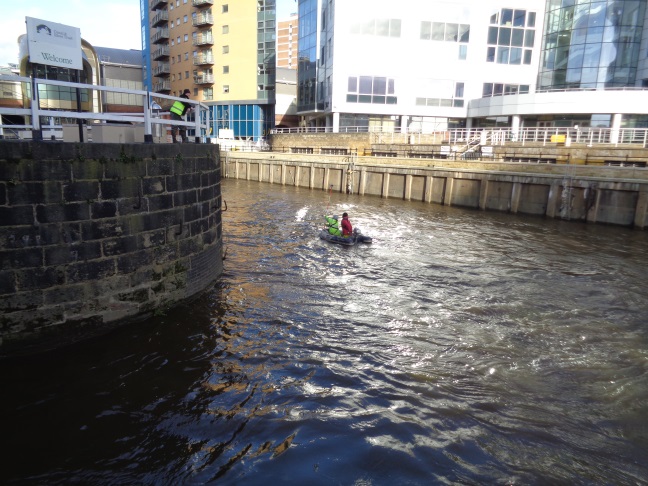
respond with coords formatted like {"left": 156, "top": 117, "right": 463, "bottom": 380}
{"left": 271, "top": 126, "right": 648, "bottom": 148}
{"left": 0, "top": 74, "right": 210, "bottom": 143}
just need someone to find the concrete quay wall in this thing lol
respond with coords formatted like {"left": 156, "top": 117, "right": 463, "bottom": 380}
{"left": 0, "top": 142, "right": 224, "bottom": 357}
{"left": 223, "top": 152, "right": 648, "bottom": 229}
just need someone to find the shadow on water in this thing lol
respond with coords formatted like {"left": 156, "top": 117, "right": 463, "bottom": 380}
{"left": 2, "top": 178, "right": 648, "bottom": 485}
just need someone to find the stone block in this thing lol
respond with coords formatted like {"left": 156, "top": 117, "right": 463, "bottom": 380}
{"left": 91, "top": 201, "right": 118, "bottom": 219}
{"left": 63, "top": 181, "right": 100, "bottom": 202}
{"left": 1, "top": 247, "right": 43, "bottom": 270}
{"left": 70, "top": 159, "right": 104, "bottom": 180}
{"left": 44, "top": 242, "right": 102, "bottom": 266}
{"left": 19, "top": 160, "right": 71, "bottom": 182}
{"left": 103, "top": 235, "right": 138, "bottom": 256}
{"left": 0, "top": 271, "right": 17, "bottom": 295}
{"left": 142, "top": 177, "right": 166, "bottom": 195}
{"left": 166, "top": 173, "right": 200, "bottom": 192}
{"left": 173, "top": 190, "right": 198, "bottom": 206}
{"left": 8, "top": 182, "right": 62, "bottom": 205}
{"left": 101, "top": 179, "right": 141, "bottom": 199}
{"left": 82, "top": 219, "right": 130, "bottom": 240}
{"left": 66, "top": 259, "right": 116, "bottom": 283}
{"left": 147, "top": 159, "right": 174, "bottom": 176}
{"left": 16, "top": 267, "right": 66, "bottom": 291}
{"left": 116, "top": 249, "right": 156, "bottom": 274}
{"left": 147, "top": 194, "right": 174, "bottom": 212}
{"left": 36, "top": 202, "right": 90, "bottom": 223}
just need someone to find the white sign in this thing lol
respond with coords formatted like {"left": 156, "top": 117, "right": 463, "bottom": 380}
{"left": 26, "top": 17, "right": 82, "bottom": 70}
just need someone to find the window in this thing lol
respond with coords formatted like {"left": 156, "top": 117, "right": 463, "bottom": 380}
{"left": 351, "top": 19, "right": 402, "bottom": 38}
{"left": 185, "top": 71, "right": 189, "bottom": 79}
{"left": 178, "top": 54, "right": 181, "bottom": 62}
{"left": 176, "top": 19, "right": 180, "bottom": 26}
{"left": 482, "top": 83, "right": 530, "bottom": 97}
{"left": 459, "top": 44, "right": 468, "bottom": 60}
{"left": 421, "top": 22, "right": 469, "bottom": 42}
{"left": 177, "top": 36, "right": 181, "bottom": 44}
{"left": 223, "top": 65, "right": 229, "bottom": 74}
{"left": 222, "top": 25, "right": 229, "bottom": 34}
{"left": 416, "top": 81, "right": 465, "bottom": 108}
{"left": 223, "top": 45, "right": 229, "bottom": 54}
{"left": 346, "top": 75, "right": 397, "bottom": 104}
{"left": 184, "top": 52, "right": 189, "bottom": 60}
{"left": 203, "top": 87, "right": 213, "bottom": 100}
{"left": 486, "top": 9, "right": 534, "bottom": 65}
{"left": 222, "top": 4, "right": 228, "bottom": 13}
{"left": 184, "top": 15, "right": 188, "bottom": 23}
{"left": 223, "top": 85, "right": 229, "bottom": 93}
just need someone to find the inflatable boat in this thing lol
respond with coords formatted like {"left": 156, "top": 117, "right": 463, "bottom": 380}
{"left": 319, "top": 228, "right": 372, "bottom": 246}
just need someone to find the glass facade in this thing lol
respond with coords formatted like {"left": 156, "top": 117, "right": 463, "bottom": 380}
{"left": 212, "top": 104, "right": 274, "bottom": 140}
{"left": 297, "top": 0, "right": 318, "bottom": 112}
{"left": 257, "top": 0, "right": 277, "bottom": 102}
{"left": 539, "top": 0, "right": 646, "bottom": 89}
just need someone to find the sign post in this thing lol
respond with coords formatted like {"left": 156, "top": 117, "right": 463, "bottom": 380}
{"left": 25, "top": 17, "right": 82, "bottom": 141}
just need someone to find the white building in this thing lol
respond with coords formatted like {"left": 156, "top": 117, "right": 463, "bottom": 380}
{"left": 297, "top": 0, "right": 648, "bottom": 134}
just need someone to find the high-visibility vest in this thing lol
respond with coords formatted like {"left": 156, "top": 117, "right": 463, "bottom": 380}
{"left": 170, "top": 100, "right": 186, "bottom": 116}
{"left": 325, "top": 216, "right": 341, "bottom": 236}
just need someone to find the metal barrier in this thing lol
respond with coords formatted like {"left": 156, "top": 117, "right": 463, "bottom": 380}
{"left": 271, "top": 126, "right": 648, "bottom": 148}
{"left": 0, "top": 74, "right": 210, "bottom": 143}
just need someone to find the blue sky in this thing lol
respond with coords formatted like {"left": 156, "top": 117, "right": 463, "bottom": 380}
{"left": 0, "top": 0, "right": 297, "bottom": 66}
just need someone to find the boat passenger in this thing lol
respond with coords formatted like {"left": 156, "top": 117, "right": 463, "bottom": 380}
{"left": 341, "top": 212, "right": 353, "bottom": 237}
{"left": 325, "top": 215, "right": 342, "bottom": 236}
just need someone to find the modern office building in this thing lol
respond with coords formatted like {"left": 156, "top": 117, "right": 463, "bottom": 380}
{"left": 143, "top": 0, "right": 277, "bottom": 140}
{"left": 2, "top": 37, "right": 143, "bottom": 122}
{"left": 277, "top": 13, "right": 298, "bottom": 69}
{"left": 297, "top": 0, "right": 648, "bottom": 133}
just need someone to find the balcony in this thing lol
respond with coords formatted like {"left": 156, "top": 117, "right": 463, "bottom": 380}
{"left": 192, "top": 14, "right": 214, "bottom": 27}
{"left": 151, "top": 10, "right": 169, "bottom": 27}
{"left": 153, "top": 63, "right": 171, "bottom": 77}
{"left": 192, "top": 0, "right": 213, "bottom": 7}
{"left": 153, "top": 80, "right": 171, "bottom": 92}
{"left": 193, "top": 54, "right": 214, "bottom": 65}
{"left": 152, "top": 45, "right": 170, "bottom": 60}
{"left": 150, "top": 0, "right": 167, "bottom": 10}
{"left": 194, "top": 74, "right": 214, "bottom": 85}
{"left": 151, "top": 28, "right": 170, "bottom": 44}
{"left": 193, "top": 35, "right": 214, "bottom": 46}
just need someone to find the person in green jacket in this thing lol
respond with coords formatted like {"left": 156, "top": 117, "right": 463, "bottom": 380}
{"left": 325, "top": 215, "right": 342, "bottom": 236}
{"left": 170, "top": 89, "right": 191, "bottom": 143}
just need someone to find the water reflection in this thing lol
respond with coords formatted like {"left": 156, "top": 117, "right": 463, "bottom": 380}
{"left": 1, "top": 179, "right": 647, "bottom": 485}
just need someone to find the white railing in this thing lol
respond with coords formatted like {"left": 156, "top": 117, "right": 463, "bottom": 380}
{"left": 0, "top": 74, "right": 210, "bottom": 143}
{"left": 271, "top": 125, "right": 648, "bottom": 148}
{"left": 446, "top": 127, "right": 648, "bottom": 147}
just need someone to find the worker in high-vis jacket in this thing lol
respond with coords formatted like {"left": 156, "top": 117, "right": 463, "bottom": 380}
{"left": 170, "top": 89, "right": 191, "bottom": 143}
{"left": 325, "top": 215, "right": 342, "bottom": 236}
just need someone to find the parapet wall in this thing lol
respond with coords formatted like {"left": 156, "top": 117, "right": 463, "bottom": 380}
{"left": 0, "top": 142, "right": 223, "bottom": 356}
{"left": 223, "top": 151, "right": 648, "bottom": 229}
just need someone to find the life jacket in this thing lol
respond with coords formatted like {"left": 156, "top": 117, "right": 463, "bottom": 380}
{"left": 170, "top": 100, "right": 187, "bottom": 117}
{"left": 325, "top": 216, "right": 342, "bottom": 236}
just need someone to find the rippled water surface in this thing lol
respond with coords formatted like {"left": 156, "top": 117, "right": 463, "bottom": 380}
{"left": 3, "top": 179, "right": 648, "bottom": 485}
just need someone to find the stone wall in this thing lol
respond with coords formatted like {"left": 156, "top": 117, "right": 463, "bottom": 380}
{"left": 269, "top": 133, "right": 648, "bottom": 165}
{"left": 222, "top": 151, "right": 648, "bottom": 229}
{"left": 0, "top": 142, "right": 223, "bottom": 356}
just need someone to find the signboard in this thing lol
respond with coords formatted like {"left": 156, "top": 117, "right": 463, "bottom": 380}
{"left": 26, "top": 17, "right": 82, "bottom": 70}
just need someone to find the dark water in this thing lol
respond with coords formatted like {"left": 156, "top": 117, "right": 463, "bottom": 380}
{"left": 2, "top": 179, "right": 648, "bottom": 485}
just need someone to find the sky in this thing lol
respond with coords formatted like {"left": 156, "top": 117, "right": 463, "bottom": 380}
{"left": 0, "top": 0, "right": 297, "bottom": 66}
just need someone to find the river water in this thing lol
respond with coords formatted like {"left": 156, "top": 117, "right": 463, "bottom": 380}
{"left": 2, "top": 179, "right": 648, "bottom": 485}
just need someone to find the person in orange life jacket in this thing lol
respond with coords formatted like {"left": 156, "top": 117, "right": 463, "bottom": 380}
{"left": 170, "top": 89, "right": 191, "bottom": 143}
{"left": 341, "top": 212, "right": 353, "bottom": 237}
